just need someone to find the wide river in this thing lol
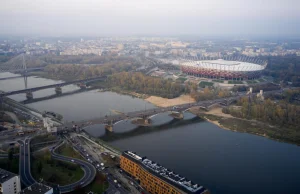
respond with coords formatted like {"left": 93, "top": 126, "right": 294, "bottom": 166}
{"left": 1, "top": 72, "right": 300, "bottom": 194}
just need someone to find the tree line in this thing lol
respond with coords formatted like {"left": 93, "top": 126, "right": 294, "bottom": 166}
{"left": 109, "top": 72, "right": 185, "bottom": 98}
{"left": 223, "top": 96, "right": 300, "bottom": 129}
{"left": 44, "top": 59, "right": 141, "bottom": 80}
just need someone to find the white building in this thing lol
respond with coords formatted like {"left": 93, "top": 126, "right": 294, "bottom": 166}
{"left": 0, "top": 168, "right": 21, "bottom": 194}
{"left": 43, "top": 117, "right": 58, "bottom": 133}
{"left": 20, "top": 182, "right": 53, "bottom": 194}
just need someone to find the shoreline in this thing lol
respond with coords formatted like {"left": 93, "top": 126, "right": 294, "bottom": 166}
{"left": 190, "top": 107, "right": 300, "bottom": 146}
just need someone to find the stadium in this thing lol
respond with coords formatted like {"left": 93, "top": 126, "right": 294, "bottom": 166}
{"left": 181, "top": 57, "right": 267, "bottom": 80}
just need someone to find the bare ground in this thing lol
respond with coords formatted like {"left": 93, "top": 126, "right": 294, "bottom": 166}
{"left": 145, "top": 95, "right": 195, "bottom": 107}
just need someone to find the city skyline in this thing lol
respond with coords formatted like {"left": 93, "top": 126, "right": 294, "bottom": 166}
{"left": 0, "top": 0, "right": 299, "bottom": 37}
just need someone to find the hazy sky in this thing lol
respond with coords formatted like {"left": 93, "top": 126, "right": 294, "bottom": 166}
{"left": 0, "top": 0, "right": 299, "bottom": 37}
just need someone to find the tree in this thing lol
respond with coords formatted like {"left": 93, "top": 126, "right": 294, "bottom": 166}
{"left": 37, "top": 161, "right": 43, "bottom": 174}
{"left": 8, "top": 149, "right": 13, "bottom": 161}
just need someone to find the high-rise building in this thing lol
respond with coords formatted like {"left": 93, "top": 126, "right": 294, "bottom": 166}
{"left": 120, "top": 151, "right": 209, "bottom": 194}
{"left": 0, "top": 168, "right": 21, "bottom": 194}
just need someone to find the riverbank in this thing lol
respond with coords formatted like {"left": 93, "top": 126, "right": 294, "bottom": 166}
{"left": 189, "top": 107, "right": 300, "bottom": 146}
{"left": 145, "top": 95, "right": 195, "bottom": 107}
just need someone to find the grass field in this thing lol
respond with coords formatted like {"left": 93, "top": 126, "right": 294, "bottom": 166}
{"left": 0, "top": 158, "right": 19, "bottom": 174}
{"left": 199, "top": 81, "right": 214, "bottom": 88}
{"left": 31, "top": 150, "right": 84, "bottom": 186}
{"left": 83, "top": 173, "right": 109, "bottom": 194}
{"left": 212, "top": 80, "right": 224, "bottom": 83}
{"left": 246, "top": 80, "right": 258, "bottom": 84}
{"left": 56, "top": 143, "right": 84, "bottom": 160}
{"left": 31, "top": 134, "right": 57, "bottom": 145}
{"left": 228, "top": 80, "right": 244, "bottom": 84}
{"left": 176, "top": 77, "right": 187, "bottom": 83}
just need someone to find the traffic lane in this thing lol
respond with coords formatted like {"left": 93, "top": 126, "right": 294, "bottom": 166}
{"left": 24, "top": 139, "right": 36, "bottom": 185}
{"left": 50, "top": 145, "right": 96, "bottom": 192}
{"left": 70, "top": 142, "right": 128, "bottom": 193}
{"left": 18, "top": 140, "right": 31, "bottom": 187}
{"left": 72, "top": 138, "right": 132, "bottom": 193}
{"left": 51, "top": 154, "right": 93, "bottom": 192}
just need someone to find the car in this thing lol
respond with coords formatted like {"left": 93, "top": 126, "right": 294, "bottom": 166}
{"left": 80, "top": 181, "right": 84, "bottom": 185}
{"left": 71, "top": 159, "right": 74, "bottom": 162}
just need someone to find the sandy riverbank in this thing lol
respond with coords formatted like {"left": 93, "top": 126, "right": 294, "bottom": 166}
{"left": 189, "top": 107, "right": 234, "bottom": 130}
{"left": 145, "top": 95, "right": 195, "bottom": 107}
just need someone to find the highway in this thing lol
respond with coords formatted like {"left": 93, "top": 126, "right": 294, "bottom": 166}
{"left": 51, "top": 141, "right": 97, "bottom": 193}
{"left": 18, "top": 139, "right": 36, "bottom": 187}
{"left": 17, "top": 138, "right": 96, "bottom": 193}
{"left": 66, "top": 135, "right": 132, "bottom": 194}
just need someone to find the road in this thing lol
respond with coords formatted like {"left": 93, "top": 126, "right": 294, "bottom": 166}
{"left": 17, "top": 138, "right": 96, "bottom": 193}
{"left": 66, "top": 135, "right": 133, "bottom": 194}
{"left": 51, "top": 141, "right": 97, "bottom": 193}
{"left": 18, "top": 138, "right": 36, "bottom": 187}
{"left": 4, "top": 111, "right": 22, "bottom": 125}
{"left": 66, "top": 134, "right": 148, "bottom": 194}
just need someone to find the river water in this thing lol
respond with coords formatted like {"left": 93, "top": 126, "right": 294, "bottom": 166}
{"left": 1, "top": 72, "right": 300, "bottom": 194}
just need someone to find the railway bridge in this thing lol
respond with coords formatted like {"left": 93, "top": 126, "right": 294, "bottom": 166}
{"left": 67, "top": 96, "right": 240, "bottom": 132}
{"left": 0, "top": 76, "right": 106, "bottom": 99}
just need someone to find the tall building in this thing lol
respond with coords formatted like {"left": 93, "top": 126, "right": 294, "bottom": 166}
{"left": 20, "top": 182, "right": 53, "bottom": 194}
{"left": 120, "top": 151, "right": 209, "bottom": 194}
{"left": 0, "top": 168, "right": 21, "bottom": 194}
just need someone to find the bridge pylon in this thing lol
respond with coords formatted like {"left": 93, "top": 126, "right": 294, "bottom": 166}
{"left": 55, "top": 87, "right": 62, "bottom": 95}
{"left": 169, "top": 111, "right": 184, "bottom": 120}
{"left": 105, "top": 120, "right": 114, "bottom": 132}
{"left": 26, "top": 91, "right": 33, "bottom": 100}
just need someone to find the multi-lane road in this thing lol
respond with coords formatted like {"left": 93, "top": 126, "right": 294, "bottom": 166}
{"left": 18, "top": 138, "right": 36, "bottom": 187}
{"left": 17, "top": 138, "right": 97, "bottom": 193}
{"left": 51, "top": 141, "right": 97, "bottom": 193}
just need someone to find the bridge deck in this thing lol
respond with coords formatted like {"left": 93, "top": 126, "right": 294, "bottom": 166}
{"left": 0, "top": 76, "right": 106, "bottom": 97}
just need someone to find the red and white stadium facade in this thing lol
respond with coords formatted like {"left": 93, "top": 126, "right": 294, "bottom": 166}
{"left": 181, "top": 59, "right": 267, "bottom": 80}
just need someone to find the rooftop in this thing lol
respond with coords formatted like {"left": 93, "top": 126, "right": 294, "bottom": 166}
{"left": 124, "top": 151, "right": 205, "bottom": 193}
{"left": 0, "top": 168, "right": 18, "bottom": 183}
{"left": 181, "top": 59, "right": 267, "bottom": 72}
{"left": 20, "top": 183, "right": 53, "bottom": 194}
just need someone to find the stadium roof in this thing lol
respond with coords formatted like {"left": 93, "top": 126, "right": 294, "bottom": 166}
{"left": 181, "top": 59, "right": 265, "bottom": 72}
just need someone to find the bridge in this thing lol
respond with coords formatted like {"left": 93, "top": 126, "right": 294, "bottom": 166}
{"left": 68, "top": 89, "right": 285, "bottom": 132}
{"left": 0, "top": 76, "right": 106, "bottom": 99}
{"left": 67, "top": 96, "right": 241, "bottom": 132}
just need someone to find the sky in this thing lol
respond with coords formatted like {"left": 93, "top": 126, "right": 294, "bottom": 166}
{"left": 0, "top": 0, "right": 299, "bottom": 37}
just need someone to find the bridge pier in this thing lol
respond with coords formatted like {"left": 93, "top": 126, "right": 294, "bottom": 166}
{"left": 169, "top": 111, "right": 184, "bottom": 119}
{"left": 78, "top": 83, "right": 87, "bottom": 89}
{"left": 55, "top": 87, "right": 62, "bottom": 94}
{"left": 131, "top": 118, "right": 151, "bottom": 126}
{"left": 105, "top": 124, "right": 113, "bottom": 132}
{"left": 26, "top": 92, "right": 33, "bottom": 100}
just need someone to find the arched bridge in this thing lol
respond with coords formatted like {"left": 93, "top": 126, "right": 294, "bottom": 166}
{"left": 68, "top": 96, "right": 241, "bottom": 132}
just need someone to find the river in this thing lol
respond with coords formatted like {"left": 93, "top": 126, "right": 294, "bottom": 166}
{"left": 1, "top": 72, "right": 300, "bottom": 194}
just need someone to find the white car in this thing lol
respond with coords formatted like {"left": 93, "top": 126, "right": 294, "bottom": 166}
{"left": 71, "top": 159, "right": 74, "bottom": 162}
